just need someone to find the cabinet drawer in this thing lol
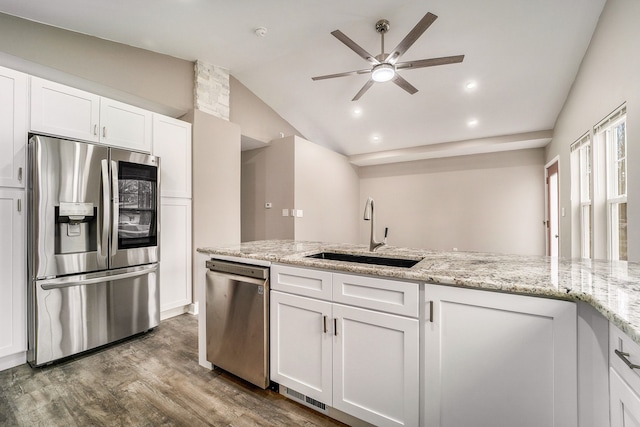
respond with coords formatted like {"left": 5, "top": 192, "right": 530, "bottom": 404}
{"left": 610, "top": 323, "right": 640, "bottom": 394}
{"left": 333, "top": 273, "right": 419, "bottom": 317}
{"left": 271, "top": 264, "right": 332, "bottom": 301}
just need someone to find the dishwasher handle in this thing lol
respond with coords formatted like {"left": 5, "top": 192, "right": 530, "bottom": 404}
{"left": 206, "top": 259, "right": 269, "bottom": 280}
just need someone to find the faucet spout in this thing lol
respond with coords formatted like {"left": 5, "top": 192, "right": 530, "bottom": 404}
{"left": 363, "top": 197, "right": 387, "bottom": 252}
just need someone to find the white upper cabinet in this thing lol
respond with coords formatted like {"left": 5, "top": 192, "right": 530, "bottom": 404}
{"left": 30, "top": 77, "right": 152, "bottom": 152}
{"left": 100, "top": 97, "right": 152, "bottom": 152}
{"left": 0, "top": 66, "right": 28, "bottom": 188}
{"left": 152, "top": 114, "right": 192, "bottom": 198}
{"left": 30, "top": 76, "right": 100, "bottom": 143}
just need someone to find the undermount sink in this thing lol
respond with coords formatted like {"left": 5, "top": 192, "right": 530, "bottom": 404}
{"left": 306, "top": 252, "right": 422, "bottom": 268}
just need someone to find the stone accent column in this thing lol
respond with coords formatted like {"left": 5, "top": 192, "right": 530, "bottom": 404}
{"left": 194, "top": 60, "right": 230, "bottom": 120}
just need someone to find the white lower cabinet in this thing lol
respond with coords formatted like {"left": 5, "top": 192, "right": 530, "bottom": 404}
{"left": 159, "top": 197, "right": 192, "bottom": 316}
{"left": 270, "top": 291, "right": 332, "bottom": 403}
{"left": 270, "top": 265, "right": 419, "bottom": 427}
{"left": 610, "top": 323, "right": 640, "bottom": 427}
{"left": 0, "top": 189, "right": 26, "bottom": 369}
{"left": 610, "top": 368, "right": 640, "bottom": 427}
{"left": 332, "top": 303, "right": 418, "bottom": 426}
{"left": 424, "top": 284, "right": 577, "bottom": 427}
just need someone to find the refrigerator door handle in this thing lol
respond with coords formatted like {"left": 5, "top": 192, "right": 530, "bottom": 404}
{"left": 110, "top": 160, "right": 119, "bottom": 258}
{"left": 39, "top": 265, "right": 158, "bottom": 290}
{"left": 99, "top": 159, "right": 110, "bottom": 262}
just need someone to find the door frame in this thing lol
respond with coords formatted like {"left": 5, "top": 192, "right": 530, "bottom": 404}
{"left": 545, "top": 157, "right": 560, "bottom": 256}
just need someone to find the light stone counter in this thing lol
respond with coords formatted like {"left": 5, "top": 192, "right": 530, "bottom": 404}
{"left": 198, "top": 239, "right": 640, "bottom": 345}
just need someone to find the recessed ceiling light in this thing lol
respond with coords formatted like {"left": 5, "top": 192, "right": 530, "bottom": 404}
{"left": 371, "top": 134, "right": 382, "bottom": 143}
{"left": 467, "top": 119, "right": 479, "bottom": 127}
{"left": 464, "top": 81, "right": 477, "bottom": 90}
{"left": 353, "top": 107, "right": 362, "bottom": 116}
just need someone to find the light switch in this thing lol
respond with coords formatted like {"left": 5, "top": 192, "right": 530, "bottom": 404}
{"left": 296, "top": 209, "right": 303, "bottom": 218}
{"left": 282, "top": 209, "right": 289, "bottom": 217}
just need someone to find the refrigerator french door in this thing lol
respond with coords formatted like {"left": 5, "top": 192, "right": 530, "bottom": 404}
{"left": 27, "top": 135, "right": 160, "bottom": 366}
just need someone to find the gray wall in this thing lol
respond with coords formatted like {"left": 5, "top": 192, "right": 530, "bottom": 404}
{"left": 241, "top": 136, "right": 360, "bottom": 244}
{"left": 241, "top": 137, "right": 295, "bottom": 241}
{"left": 230, "top": 76, "right": 303, "bottom": 143}
{"left": 0, "top": 12, "right": 193, "bottom": 115}
{"left": 359, "top": 149, "right": 547, "bottom": 255}
{"left": 546, "top": 0, "right": 640, "bottom": 260}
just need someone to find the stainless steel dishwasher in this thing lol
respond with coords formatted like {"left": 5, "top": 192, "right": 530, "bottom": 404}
{"left": 205, "top": 259, "right": 270, "bottom": 389}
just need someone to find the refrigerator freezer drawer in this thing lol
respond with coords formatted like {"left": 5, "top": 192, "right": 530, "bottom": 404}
{"left": 29, "top": 264, "right": 159, "bottom": 366}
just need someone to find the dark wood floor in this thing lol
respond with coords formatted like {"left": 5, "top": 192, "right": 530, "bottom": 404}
{"left": 0, "top": 314, "right": 346, "bottom": 426}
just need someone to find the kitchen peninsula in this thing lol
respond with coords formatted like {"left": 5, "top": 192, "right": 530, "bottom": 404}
{"left": 199, "top": 240, "right": 640, "bottom": 427}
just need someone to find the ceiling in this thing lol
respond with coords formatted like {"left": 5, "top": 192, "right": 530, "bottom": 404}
{"left": 0, "top": 0, "right": 607, "bottom": 164}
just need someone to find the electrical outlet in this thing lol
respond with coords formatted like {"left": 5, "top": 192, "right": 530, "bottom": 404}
{"left": 296, "top": 209, "right": 304, "bottom": 217}
{"left": 282, "top": 209, "right": 289, "bottom": 217}
{"left": 265, "top": 202, "right": 272, "bottom": 209}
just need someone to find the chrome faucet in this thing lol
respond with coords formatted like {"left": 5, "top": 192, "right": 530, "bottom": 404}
{"left": 363, "top": 197, "right": 388, "bottom": 252}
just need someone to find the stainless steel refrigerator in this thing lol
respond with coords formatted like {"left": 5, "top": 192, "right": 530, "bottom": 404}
{"left": 27, "top": 135, "right": 161, "bottom": 366}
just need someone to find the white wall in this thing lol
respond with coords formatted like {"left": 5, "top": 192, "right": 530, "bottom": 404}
{"left": 359, "top": 149, "right": 546, "bottom": 255}
{"left": 546, "top": 0, "right": 640, "bottom": 260}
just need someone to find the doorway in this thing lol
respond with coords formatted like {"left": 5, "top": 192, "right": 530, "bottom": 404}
{"left": 545, "top": 159, "right": 559, "bottom": 256}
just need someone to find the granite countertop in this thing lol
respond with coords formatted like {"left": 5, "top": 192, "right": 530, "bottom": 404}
{"left": 198, "top": 240, "right": 640, "bottom": 345}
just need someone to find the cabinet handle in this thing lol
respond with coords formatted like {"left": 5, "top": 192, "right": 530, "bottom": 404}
{"left": 615, "top": 349, "right": 640, "bottom": 370}
{"left": 18, "top": 167, "right": 22, "bottom": 182}
{"left": 94, "top": 124, "right": 98, "bottom": 136}
{"left": 323, "top": 315, "right": 327, "bottom": 333}
{"left": 334, "top": 318, "right": 338, "bottom": 336}
{"left": 428, "top": 301, "right": 434, "bottom": 322}
{"left": 17, "top": 199, "right": 21, "bottom": 212}
{"left": 102, "top": 126, "right": 107, "bottom": 138}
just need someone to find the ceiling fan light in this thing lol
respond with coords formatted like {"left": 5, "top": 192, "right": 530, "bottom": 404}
{"left": 371, "top": 63, "right": 395, "bottom": 82}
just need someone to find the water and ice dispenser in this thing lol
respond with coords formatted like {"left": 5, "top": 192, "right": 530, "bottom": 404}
{"left": 55, "top": 201, "right": 98, "bottom": 254}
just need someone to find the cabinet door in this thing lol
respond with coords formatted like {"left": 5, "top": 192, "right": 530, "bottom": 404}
{"left": 152, "top": 114, "right": 192, "bottom": 198}
{"left": 271, "top": 264, "right": 332, "bottom": 300}
{"left": 30, "top": 77, "right": 100, "bottom": 142}
{"left": 333, "top": 303, "right": 419, "bottom": 427}
{"left": 0, "top": 189, "right": 25, "bottom": 363}
{"left": 333, "top": 272, "right": 419, "bottom": 317}
{"left": 159, "top": 198, "right": 192, "bottom": 313}
{"left": 611, "top": 368, "right": 640, "bottom": 427}
{"left": 424, "top": 284, "right": 577, "bottom": 427}
{"left": 100, "top": 97, "right": 152, "bottom": 152}
{"left": 610, "top": 323, "right": 640, "bottom": 426}
{"left": 0, "top": 66, "right": 27, "bottom": 188}
{"left": 270, "top": 291, "right": 332, "bottom": 404}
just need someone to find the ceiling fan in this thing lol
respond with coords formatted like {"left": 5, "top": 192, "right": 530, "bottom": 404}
{"left": 312, "top": 12, "right": 464, "bottom": 101}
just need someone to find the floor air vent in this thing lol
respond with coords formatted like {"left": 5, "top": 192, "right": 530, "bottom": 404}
{"left": 283, "top": 387, "right": 328, "bottom": 414}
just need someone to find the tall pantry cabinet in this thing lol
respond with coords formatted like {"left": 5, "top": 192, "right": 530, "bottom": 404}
{"left": 152, "top": 114, "right": 193, "bottom": 318}
{"left": 0, "top": 66, "right": 27, "bottom": 370}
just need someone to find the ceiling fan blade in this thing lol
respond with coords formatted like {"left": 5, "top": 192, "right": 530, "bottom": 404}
{"left": 386, "top": 12, "right": 438, "bottom": 64}
{"left": 396, "top": 55, "right": 465, "bottom": 70}
{"left": 331, "top": 30, "right": 380, "bottom": 65}
{"left": 352, "top": 79, "right": 375, "bottom": 101}
{"left": 392, "top": 74, "right": 418, "bottom": 95}
{"left": 312, "top": 68, "right": 372, "bottom": 81}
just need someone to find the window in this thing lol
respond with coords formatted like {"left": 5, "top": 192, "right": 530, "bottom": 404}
{"left": 603, "top": 115, "right": 627, "bottom": 260}
{"left": 571, "top": 103, "right": 627, "bottom": 261}
{"left": 570, "top": 133, "right": 592, "bottom": 258}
